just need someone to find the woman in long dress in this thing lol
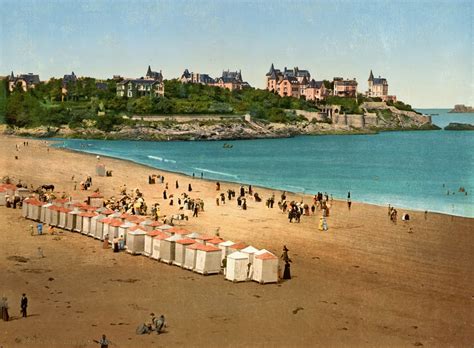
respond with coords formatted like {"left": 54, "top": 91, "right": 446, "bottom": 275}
{"left": 1, "top": 296, "right": 9, "bottom": 321}
{"left": 281, "top": 246, "right": 292, "bottom": 280}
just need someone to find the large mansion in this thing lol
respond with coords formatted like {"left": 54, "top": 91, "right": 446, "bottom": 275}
{"left": 367, "top": 70, "right": 396, "bottom": 101}
{"left": 180, "top": 69, "right": 249, "bottom": 91}
{"left": 7, "top": 71, "right": 40, "bottom": 92}
{"left": 333, "top": 77, "right": 358, "bottom": 98}
{"left": 116, "top": 66, "right": 164, "bottom": 98}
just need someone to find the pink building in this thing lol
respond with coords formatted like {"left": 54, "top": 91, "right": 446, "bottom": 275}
{"left": 333, "top": 77, "right": 358, "bottom": 98}
{"left": 303, "top": 80, "right": 327, "bottom": 101}
{"left": 266, "top": 64, "right": 310, "bottom": 98}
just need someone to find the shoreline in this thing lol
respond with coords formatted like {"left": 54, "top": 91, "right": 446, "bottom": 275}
{"left": 48, "top": 136, "right": 472, "bottom": 219}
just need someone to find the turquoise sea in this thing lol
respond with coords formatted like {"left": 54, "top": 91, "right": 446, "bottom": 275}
{"left": 53, "top": 109, "right": 474, "bottom": 217}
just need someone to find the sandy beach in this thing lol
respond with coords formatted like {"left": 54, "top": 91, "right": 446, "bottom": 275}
{"left": 0, "top": 135, "right": 473, "bottom": 347}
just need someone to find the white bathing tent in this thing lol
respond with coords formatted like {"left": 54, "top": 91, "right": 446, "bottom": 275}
{"left": 28, "top": 199, "right": 42, "bottom": 221}
{"left": 226, "top": 251, "right": 250, "bottom": 282}
{"left": 241, "top": 245, "right": 259, "bottom": 264}
{"left": 53, "top": 198, "right": 69, "bottom": 208}
{"left": 58, "top": 207, "right": 72, "bottom": 229}
{"left": 229, "top": 242, "right": 248, "bottom": 254}
{"left": 160, "top": 234, "right": 184, "bottom": 264}
{"left": 144, "top": 220, "right": 163, "bottom": 232}
{"left": 144, "top": 230, "right": 165, "bottom": 257}
{"left": 218, "top": 240, "right": 235, "bottom": 261}
{"left": 252, "top": 250, "right": 279, "bottom": 284}
{"left": 151, "top": 231, "right": 170, "bottom": 260}
{"left": 96, "top": 217, "right": 112, "bottom": 240}
{"left": 167, "top": 227, "right": 190, "bottom": 236}
{"left": 173, "top": 238, "right": 197, "bottom": 267}
{"left": 183, "top": 243, "right": 203, "bottom": 270}
{"left": 126, "top": 225, "right": 147, "bottom": 255}
{"left": 40, "top": 203, "right": 53, "bottom": 223}
{"left": 195, "top": 234, "right": 213, "bottom": 244}
{"left": 87, "top": 192, "right": 104, "bottom": 208}
{"left": 65, "top": 210, "right": 79, "bottom": 231}
{"left": 21, "top": 197, "right": 33, "bottom": 217}
{"left": 194, "top": 244, "right": 222, "bottom": 275}
{"left": 0, "top": 187, "right": 8, "bottom": 206}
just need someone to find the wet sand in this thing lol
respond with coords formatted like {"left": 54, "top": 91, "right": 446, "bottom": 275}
{"left": 0, "top": 135, "right": 473, "bottom": 347}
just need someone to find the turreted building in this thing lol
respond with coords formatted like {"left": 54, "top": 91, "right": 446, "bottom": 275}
{"left": 116, "top": 66, "right": 164, "bottom": 98}
{"left": 367, "top": 70, "right": 388, "bottom": 98}
{"left": 265, "top": 64, "right": 313, "bottom": 98}
{"left": 7, "top": 71, "right": 40, "bottom": 92}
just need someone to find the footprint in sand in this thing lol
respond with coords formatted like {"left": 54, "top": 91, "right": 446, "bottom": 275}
{"left": 253, "top": 295, "right": 261, "bottom": 298}
{"left": 353, "top": 265, "right": 360, "bottom": 268}
{"left": 413, "top": 342, "right": 423, "bottom": 346}
{"left": 292, "top": 307, "right": 304, "bottom": 314}
{"left": 338, "top": 327, "right": 348, "bottom": 331}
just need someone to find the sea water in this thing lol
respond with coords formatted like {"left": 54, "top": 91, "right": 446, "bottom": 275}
{"left": 52, "top": 109, "right": 474, "bottom": 217}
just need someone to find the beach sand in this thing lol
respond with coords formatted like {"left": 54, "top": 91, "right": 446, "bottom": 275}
{"left": 0, "top": 135, "right": 472, "bottom": 347}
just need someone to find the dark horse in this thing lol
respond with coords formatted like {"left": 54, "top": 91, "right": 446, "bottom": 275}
{"left": 41, "top": 184, "right": 55, "bottom": 191}
{"left": 288, "top": 210, "right": 301, "bottom": 223}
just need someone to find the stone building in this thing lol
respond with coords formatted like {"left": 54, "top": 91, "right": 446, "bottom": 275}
{"left": 7, "top": 71, "right": 40, "bottom": 92}
{"left": 303, "top": 79, "right": 327, "bottom": 101}
{"left": 367, "top": 70, "right": 388, "bottom": 98}
{"left": 265, "top": 64, "right": 311, "bottom": 98}
{"left": 212, "top": 70, "right": 248, "bottom": 91}
{"left": 180, "top": 69, "right": 215, "bottom": 85}
{"left": 116, "top": 66, "right": 164, "bottom": 98}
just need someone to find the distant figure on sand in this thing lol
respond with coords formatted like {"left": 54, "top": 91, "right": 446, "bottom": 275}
{"left": 1, "top": 296, "right": 9, "bottom": 321}
{"left": 20, "top": 293, "right": 28, "bottom": 318}
{"left": 281, "top": 245, "right": 292, "bottom": 280}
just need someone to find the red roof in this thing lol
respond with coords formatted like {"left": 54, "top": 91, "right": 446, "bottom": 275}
{"left": 129, "top": 225, "right": 146, "bottom": 232}
{"left": 89, "top": 192, "right": 104, "bottom": 198}
{"left": 176, "top": 238, "right": 197, "bottom": 245}
{"left": 168, "top": 227, "right": 190, "bottom": 235}
{"left": 79, "top": 211, "right": 98, "bottom": 218}
{"left": 195, "top": 244, "right": 220, "bottom": 252}
{"left": 197, "top": 234, "right": 214, "bottom": 241}
{"left": 120, "top": 213, "right": 131, "bottom": 219}
{"left": 101, "top": 209, "right": 115, "bottom": 215}
{"left": 99, "top": 217, "right": 113, "bottom": 223}
{"left": 149, "top": 221, "right": 163, "bottom": 227}
{"left": 0, "top": 184, "right": 17, "bottom": 190}
{"left": 48, "top": 205, "right": 60, "bottom": 211}
{"left": 54, "top": 198, "right": 69, "bottom": 204}
{"left": 109, "top": 220, "right": 123, "bottom": 227}
{"left": 186, "top": 242, "right": 205, "bottom": 250}
{"left": 57, "top": 207, "right": 72, "bottom": 213}
{"left": 206, "top": 237, "right": 224, "bottom": 245}
{"left": 230, "top": 242, "right": 247, "bottom": 250}
{"left": 255, "top": 252, "right": 278, "bottom": 260}
{"left": 147, "top": 230, "right": 164, "bottom": 237}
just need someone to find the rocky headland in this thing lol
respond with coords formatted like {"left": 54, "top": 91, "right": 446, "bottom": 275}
{"left": 444, "top": 122, "right": 474, "bottom": 131}
{"left": 449, "top": 104, "right": 474, "bottom": 113}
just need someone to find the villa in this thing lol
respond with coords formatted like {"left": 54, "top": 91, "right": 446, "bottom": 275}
{"left": 116, "top": 66, "right": 164, "bottom": 98}
{"left": 212, "top": 70, "right": 248, "bottom": 91}
{"left": 180, "top": 69, "right": 215, "bottom": 85}
{"left": 265, "top": 64, "right": 311, "bottom": 98}
{"left": 7, "top": 71, "right": 40, "bottom": 92}
{"left": 61, "top": 71, "right": 78, "bottom": 100}
{"left": 333, "top": 77, "right": 358, "bottom": 98}
{"left": 367, "top": 70, "right": 396, "bottom": 102}
{"left": 303, "top": 79, "right": 328, "bottom": 101}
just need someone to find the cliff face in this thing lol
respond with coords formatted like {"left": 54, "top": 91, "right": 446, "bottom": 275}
{"left": 3, "top": 102, "right": 439, "bottom": 141}
{"left": 449, "top": 105, "right": 474, "bottom": 113}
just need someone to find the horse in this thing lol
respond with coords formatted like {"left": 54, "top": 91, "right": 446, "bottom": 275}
{"left": 41, "top": 184, "right": 55, "bottom": 191}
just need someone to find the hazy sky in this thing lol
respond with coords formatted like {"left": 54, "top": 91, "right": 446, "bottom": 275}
{"left": 1, "top": 0, "right": 472, "bottom": 108}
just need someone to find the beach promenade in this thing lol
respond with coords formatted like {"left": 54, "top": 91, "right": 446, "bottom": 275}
{"left": 0, "top": 135, "right": 472, "bottom": 347}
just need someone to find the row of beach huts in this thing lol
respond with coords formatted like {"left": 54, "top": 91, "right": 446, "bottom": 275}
{"left": 20, "top": 196, "right": 279, "bottom": 284}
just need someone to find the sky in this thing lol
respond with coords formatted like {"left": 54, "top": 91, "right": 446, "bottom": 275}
{"left": 0, "top": 0, "right": 472, "bottom": 108}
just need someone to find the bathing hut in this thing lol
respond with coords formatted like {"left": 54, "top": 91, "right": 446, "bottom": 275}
{"left": 226, "top": 251, "right": 250, "bottom": 282}
{"left": 21, "top": 197, "right": 32, "bottom": 217}
{"left": 28, "top": 199, "right": 42, "bottom": 221}
{"left": 183, "top": 243, "right": 202, "bottom": 270}
{"left": 160, "top": 234, "right": 183, "bottom": 264}
{"left": 173, "top": 238, "right": 197, "bottom": 267}
{"left": 40, "top": 203, "right": 53, "bottom": 223}
{"left": 126, "top": 226, "right": 147, "bottom": 255}
{"left": 144, "top": 230, "right": 164, "bottom": 256}
{"left": 0, "top": 187, "right": 8, "bottom": 206}
{"left": 107, "top": 219, "right": 124, "bottom": 243}
{"left": 87, "top": 192, "right": 104, "bottom": 208}
{"left": 16, "top": 187, "right": 30, "bottom": 199}
{"left": 47, "top": 205, "right": 60, "bottom": 226}
{"left": 96, "top": 163, "right": 106, "bottom": 176}
{"left": 194, "top": 244, "right": 222, "bottom": 275}
{"left": 229, "top": 242, "right": 248, "bottom": 254}
{"left": 241, "top": 245, "right": 259, "bottom": 264}
{"left": 218, "top": 240, "right": 235, "bottom": 261}
{"left": 96, "top": 217, "right": 112, "bottom": 240}
{"left": 58, "top": 207, "right": 72, "bottom": 229}
{"left": 167, "top": 227, "right": 190, "bottom": 236}
{"left": 151, "top": 231, "right": 170, "bottom": 260}
{"left": 252, "top": 250, "right": 279, "bottom": 284}
{"left": 90, "top": 214, "right": 105, "bottom": 238}
{"left": 118, "top": 221, "right": 136, "bottom": 243}
{"left": 80, "top": 212, "right": 98, "bottom": 236}
{"left": 65, "top": 210, "right": 79, "bottom": 231}
{"left": 205, "top": 237, "right": 224, "bottom": 247}
{"left": 157, "top": 224, "right": 173, "bottom": 232}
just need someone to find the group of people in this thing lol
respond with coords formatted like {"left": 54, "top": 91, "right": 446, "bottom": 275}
{"left": 1, "top": 293, "right": 28, "bottom": 322}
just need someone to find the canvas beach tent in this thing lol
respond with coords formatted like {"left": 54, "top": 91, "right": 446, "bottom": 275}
{"left": 241, "top": 245, "right": 259, "bottom": 264}
{"left": 194, "top": 244, "right": 222, "bottom": 275}
{"left": 151, "top": 231, "right": 170, "bottom": 260}
{"left": 21, "top": 197, "right": 34, "bottom": 217}
{"left": 160, "top": 234, "right": 184, "bottom": 264}
{"left": 126, "top": 225, "right": 147, "bottom": 255}
{"left": 218, "top": 240, "right": 235, "bottom": 261}
{"left": 167, "top": 227, "right": 190, "bottom": 236}
{"left": 58, "top": 207, "right": 72, "bottom": 229}
{"left": 53, "top": 198, "right": 69, "bottom": 208}
{"left": 252, "top": 250, "right": 279, "bottom": 284}
{"left": 144, "top": 230, "right": 165, "bottom": 257}
{"left": 226, "top": 251, "right": 251, "bottom": 282}
{"left": 183, "top": 243, "right": 203, "bottom": 270}
{"left": 65, "top": 210, "right": 79, "bottom": 231}
{"left": 96, "top": 217, "right": 112, "bottom": 240}
{"left": 87, "top": 192, "right": 104, "bottom": 208}
{"left": 28, "top": 199, "right": 42, "bottom": 221}
{"left": 173, "top": 238, "right": 197, "bottom": 267}
{"left": 96, "top": 163, "right": 106, "bottom": 176}
{"left": 195, "top": 234, "right": 214, "bottom": 244}
{"left": 144, "top": 220, "right": 163, "bottom": 232}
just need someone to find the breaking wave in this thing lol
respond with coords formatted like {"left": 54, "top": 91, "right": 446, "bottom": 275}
{"left": 148, "top": 155, "right": 176, "bottom": 163}
{"left": 193, "top": 167, "right": 238, "bottom": 179}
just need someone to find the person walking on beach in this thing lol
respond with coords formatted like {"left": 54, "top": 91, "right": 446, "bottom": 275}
{"left": 216, "top": 182, "right": 220, "bottom": 191}
{"left": 1, "top": 296, "right": 9, "bottom": 321}
{"left": 193, "top": 205, "right": 199, "bottom": 217}
{"left": 175, "top": 180, "right": 179, "bottom": 189}
{"left": 347, "top": 199, "right": 352, "bottom": 210}
{"left": 163, "top": 190, "right": 167, "bottom": 200}
{"left": 94, "top": 334, "right": 110, "bottom": 348}
{"left": 281, "top": 246, "right": 292, "bottom": 280}
{"left": 188, "top": 183, "right": 192, "bottom": 192}
{"left": 20, "top": 293, "right": 28, "bottom": 318}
